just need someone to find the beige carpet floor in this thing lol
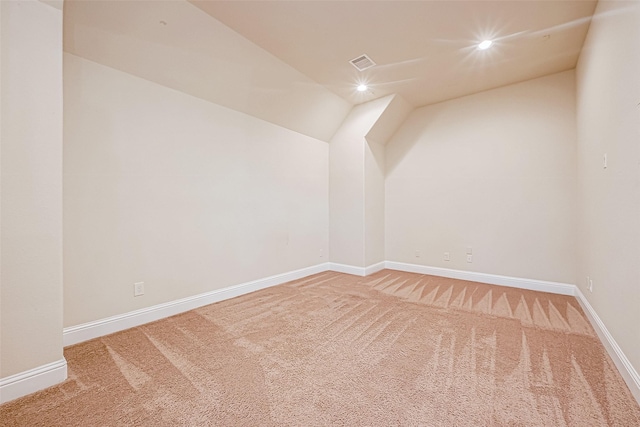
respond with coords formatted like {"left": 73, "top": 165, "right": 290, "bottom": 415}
{"left": 1, "top": 270, "right": 639, "bottom": 426}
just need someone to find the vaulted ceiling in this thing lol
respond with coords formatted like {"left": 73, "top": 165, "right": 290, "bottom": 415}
{"left": 192, "top": 0, "right": 597, "bottom": 107}
{"left": 63, "top": 0, "right": 598, "bottom": 140}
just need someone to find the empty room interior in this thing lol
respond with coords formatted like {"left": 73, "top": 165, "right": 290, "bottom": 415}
{"left": 1, "top": 0, "right": 640, "bottom": 424}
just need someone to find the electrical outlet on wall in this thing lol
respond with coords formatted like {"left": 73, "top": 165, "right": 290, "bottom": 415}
{"left": 466, "top": 255, "right": 473, "bottom": 263}
{"left": 134, "top": 282, "right": 144, "bottom": 297}
{"left": 589, "top": 278, "right": 593, "bottom": 293}
{"left": 415, "top": 250, "right": 421, "bottom": 258}
{"left": 444, "top": 252, "right": 450, "bottom": 261}
{"left": 320, "top": 248, "right": 324, "bottom": 258}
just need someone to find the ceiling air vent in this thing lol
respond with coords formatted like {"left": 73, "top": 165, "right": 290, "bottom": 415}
{"left": 349, "top": 54, "right": 376, "bottom": 71}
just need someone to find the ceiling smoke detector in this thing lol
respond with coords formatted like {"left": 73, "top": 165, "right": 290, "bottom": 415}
{"left": 349, "top": 54, "right": 376, "bottom": 71}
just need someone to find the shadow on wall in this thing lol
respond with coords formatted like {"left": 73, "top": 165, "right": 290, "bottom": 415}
{"left": 384, "top": 105, "right": 447, "bottom": 176}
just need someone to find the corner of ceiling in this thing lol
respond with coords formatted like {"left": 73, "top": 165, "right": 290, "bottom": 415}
{"left": 364, "top": 93, "right": 414, "bottom": 146}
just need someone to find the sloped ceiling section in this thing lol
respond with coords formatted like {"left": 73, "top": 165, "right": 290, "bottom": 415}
{"left": 63, "top": 0, "right": 352, "bottom": 142}
{"left": 193, "top": 0, "right": 597, "bottom": 107}
{"left": 366, "top": 95, "right": 413, "bottom": 146}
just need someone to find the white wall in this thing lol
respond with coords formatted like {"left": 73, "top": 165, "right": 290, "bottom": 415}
{"left": 386, "top": 71, "right": 577, "bottom": 284}
{"left": 63, "top": 53, "right": 329, "bottom": 327}
{"left": 63, "top": 0, "right": 351, "bottom": 142}
{"left": 1, "top": 0, "right": 64, "bottom": 377}
{"left": 576, "top": 0, "right": 640, "bottom": 375}
{"left": 329, "top": 95, "right": 397, "bottom": 268}
{"left": 364, "top": 139, "right": 386, "bottom": 266}
{"left": 364, "top": 95, "right": 413, "bottom": 267}
{"left": 329, "top": 94, "right": 413, "bottom": 270}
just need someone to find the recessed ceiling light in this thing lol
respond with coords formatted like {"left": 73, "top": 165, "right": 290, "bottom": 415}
{"left": 478, "top": 40, "right": 493, "bottom": 50}
{"left": 357, "top": 84, "right": 368, "bottom": 92}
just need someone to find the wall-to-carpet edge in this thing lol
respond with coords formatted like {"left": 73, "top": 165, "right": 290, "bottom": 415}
{"left": 3, "top": 262, "right": 638, "bottom": 406}
{"left": 0, "top": 359, "right": 67, "bottom": 404}
{"left": 2, "top": 270, "right": 638, "bottom": 425}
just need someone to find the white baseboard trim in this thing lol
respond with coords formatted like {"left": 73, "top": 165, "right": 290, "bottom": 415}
{"left": 63, "top": 263, "right": 330, "bottom": 347}
{"left": 328, "top": 262, "right": 366, "bottom": 276}
{"left": 56, "top": 259, "right": 640, "bottom": 406}
{"left": 0, "top": 358, "right": 67, "bottom": 404}
{"left": 364, "top": 261, "right": 386, "bottom": 276}
{"left": 328, "top": 262, "right": 385, "bottom": 276}
{"left": 57, "top": 259, "right": 640, "bottom": 408}
{"left": 574, "top": 287, "right": 640, "bottom": 404}
{"left": 384, "top": 261, "right": 575, "bottom": 296}
{"left": 64, "top": 261, "right": 576, "bottom": 347}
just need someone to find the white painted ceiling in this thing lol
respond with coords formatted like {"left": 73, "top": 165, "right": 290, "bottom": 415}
{"left": 192, "top": 0, "right": 597, "bottom": 107}
{"left": 63, "top": 0, "right": 354, "bottom": 141}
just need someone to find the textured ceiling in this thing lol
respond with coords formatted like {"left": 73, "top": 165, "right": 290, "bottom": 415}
{"left": 192, "top": 0, "right": 597, "bottom": 107}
